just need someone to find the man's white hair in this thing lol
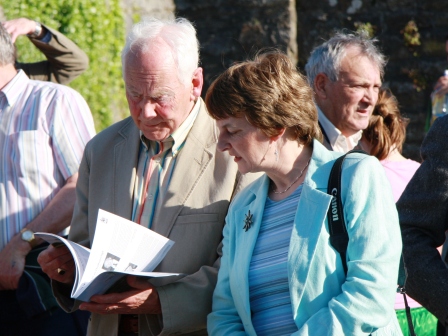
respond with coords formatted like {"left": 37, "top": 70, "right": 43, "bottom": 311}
{"left": 122, "top": 17, "right": 200, "bottom": 86}
{"left": 305, "top": 30, "right": 386, "bottom": 88}
{"left": 0, "top": 24, "right": 15, "bottom": 66}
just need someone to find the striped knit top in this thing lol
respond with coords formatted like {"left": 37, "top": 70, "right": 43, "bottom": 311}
{"left": 248, "top": 184, "right": 303, "bottom": 335}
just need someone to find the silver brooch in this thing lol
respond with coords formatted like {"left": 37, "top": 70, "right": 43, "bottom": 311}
{"left": 243, "top": 210, "right": 253, "bottom": 232}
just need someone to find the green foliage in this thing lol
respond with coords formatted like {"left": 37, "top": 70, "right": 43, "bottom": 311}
{"left": 354, "top": 22, "right": 375, "bottom": 38}
{"left": 406, "top": 68, "right": 427, "bottom": 92}
{"left": 3, "top": 0, "right": 127, "bottom": 130}
{"left": 401, "top": 20, "right": 421, "bottom": 48}
{"left": 400, "top": 21, "right": 425, "bottom": 91}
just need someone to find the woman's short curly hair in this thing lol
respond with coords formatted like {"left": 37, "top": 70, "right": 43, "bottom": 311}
{"left": 362, "top": 88, "right": 409, "bottom": 160}
{"left": 205, "top": 50, "right": 322, "bottom": 145}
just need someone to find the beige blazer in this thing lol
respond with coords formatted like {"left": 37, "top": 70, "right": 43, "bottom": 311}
{"left": 53, "top": 99, "right": 257, "bottom": 335}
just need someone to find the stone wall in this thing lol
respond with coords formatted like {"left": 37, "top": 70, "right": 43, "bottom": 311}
{"left": 171, "top": 0, "right": 448, "bottom": 160}
{"left": 174, "top": 0, "right": 297, "bottom": 97}
{"left": 121, "top": 0, "right": 175, "bottom": 31}
{"left": 4, "top": 1, "right": 448, "bottom": 159}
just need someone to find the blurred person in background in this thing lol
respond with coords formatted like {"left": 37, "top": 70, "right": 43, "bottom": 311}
{"left": 398, "top": 114, "right": 448, "bottom": 336}
{"left": 305, "top": 30, "right": 385, "bottom": 153}
{"left": 3, "top": 17, "right": 88, "bottom": 84}
{"left": 432, "top": 35, "right": 448, "bottom": 98}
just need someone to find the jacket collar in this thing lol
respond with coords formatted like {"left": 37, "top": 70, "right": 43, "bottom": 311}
{"left": 304, "top": 139, "right": 342, "bottom": 190}
{"left": 242, "top": 139, "right": 341, "bottom": 199}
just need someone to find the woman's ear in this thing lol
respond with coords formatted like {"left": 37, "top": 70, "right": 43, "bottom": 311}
{"left": 270, "top": 128, "right": 286, "bottom": 142}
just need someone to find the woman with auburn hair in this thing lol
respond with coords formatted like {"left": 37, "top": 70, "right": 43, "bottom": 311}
{"left": 360, "top": 88, "right": 420, "bottom": 202}
{"left": 206, "top": 51, "right": 402, "bottom": 335}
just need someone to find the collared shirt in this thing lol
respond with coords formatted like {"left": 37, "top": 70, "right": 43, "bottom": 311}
{"left": 132, "top": 99, "right": 201, "bottom": 228}
{"left": 317, "top": 107, "right": 362, "bottom": 153}
{"left": 0, "top": 70, "right": 95, "bottom": 251}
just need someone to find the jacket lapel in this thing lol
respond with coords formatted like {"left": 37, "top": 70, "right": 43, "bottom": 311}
{"left": 288, "top": 184, "right": 332, "bottom": 312}
{"left": 287, "top": 139, "right": 340, "bottom": 316}
{"left": 152, "top": 100, "right": 215, "bottom": 237}
{"left": 113, "top": 118, "right": 140, "bottom": 219}
{"left": 231, "top": 176, "right": 270, "bottom": 324}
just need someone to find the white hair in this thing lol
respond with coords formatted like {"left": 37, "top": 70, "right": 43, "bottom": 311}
{"left": 305, "top": 30, "right": 386, "bottom": 88}
{"left": 0, "top": 24, "right": 15, "bottom": 66}
{"left": 122, "top": 17, "right": 200, "bottom": 86}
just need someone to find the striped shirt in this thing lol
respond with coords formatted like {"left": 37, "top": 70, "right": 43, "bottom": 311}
{"left": 0, "top": 70, "right": 95, "bottom": 251}
{"left": 131, "top": 99, "right": 200, "bottom": 227}
{"left": 249, "top": 184, "right": 303, "bottom": 335}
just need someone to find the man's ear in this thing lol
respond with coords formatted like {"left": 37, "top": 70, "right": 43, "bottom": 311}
{"left": 314, "top": 73, "right": 329, "bottom": 99}
{"left": 191, "top": 67, "right": 203, "bottom": 100}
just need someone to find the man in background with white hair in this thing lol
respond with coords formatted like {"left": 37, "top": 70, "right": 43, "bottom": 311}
{"left": 39, "top": 17, "right": 257, "bottom": 335}
{"left": 305, "top": 31, "right": 386, "bottom": 153}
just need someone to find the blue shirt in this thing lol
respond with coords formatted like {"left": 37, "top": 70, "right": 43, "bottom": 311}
{"left": 249, "top": 185, "right": 303, "bottom": 335}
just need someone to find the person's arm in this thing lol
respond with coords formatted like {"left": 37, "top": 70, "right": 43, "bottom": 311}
{"left": 4, "top": 18, "right": 88, "bottom": 84}
{"left": 0, "top": 173, "right": 78, "bottom": 290}
{"left": 44, "top": 142, "right": 92, "bottom": 312}
{"left": 297, "top": 156, "right": 401, "bottom": 335}
{"left": 398, "top": 115, "right": 448, "bottom": 323}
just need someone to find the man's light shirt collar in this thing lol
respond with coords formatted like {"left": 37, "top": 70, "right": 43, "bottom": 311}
{"left": 317, "top": 107, "right": 362, "bottom": 153}
{"left": 1, "top": 70, "right": 28, "bottom": 107}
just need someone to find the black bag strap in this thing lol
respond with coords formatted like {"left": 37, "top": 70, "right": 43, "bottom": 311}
{"left": 327, "top": 149, "right": 366, "bottom": 275}
{"left": 398, "top": 255, "right": 417, "bottom": 336}
{"left": 401, "top": 285, "right": 417, "bottom": 336}
{"left": 327, "top": 150, "right": 417, "bottom": 336}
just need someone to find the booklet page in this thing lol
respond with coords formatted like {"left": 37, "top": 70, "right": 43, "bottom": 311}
{"left": 72, "top": 209, "right": 175, "bottom": 299}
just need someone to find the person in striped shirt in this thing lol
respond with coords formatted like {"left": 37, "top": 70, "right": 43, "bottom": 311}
{"left": 0, "top": 23, "right": 95, "bottom": 336}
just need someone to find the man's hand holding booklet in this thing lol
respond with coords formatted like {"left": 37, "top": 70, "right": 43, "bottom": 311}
{"left": 35, "top": 209, "right": 181, "bottom": 302}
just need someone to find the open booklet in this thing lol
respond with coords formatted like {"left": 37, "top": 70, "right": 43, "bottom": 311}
{"left": 35, "top": 209, "right": 180, "bottom": 302}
